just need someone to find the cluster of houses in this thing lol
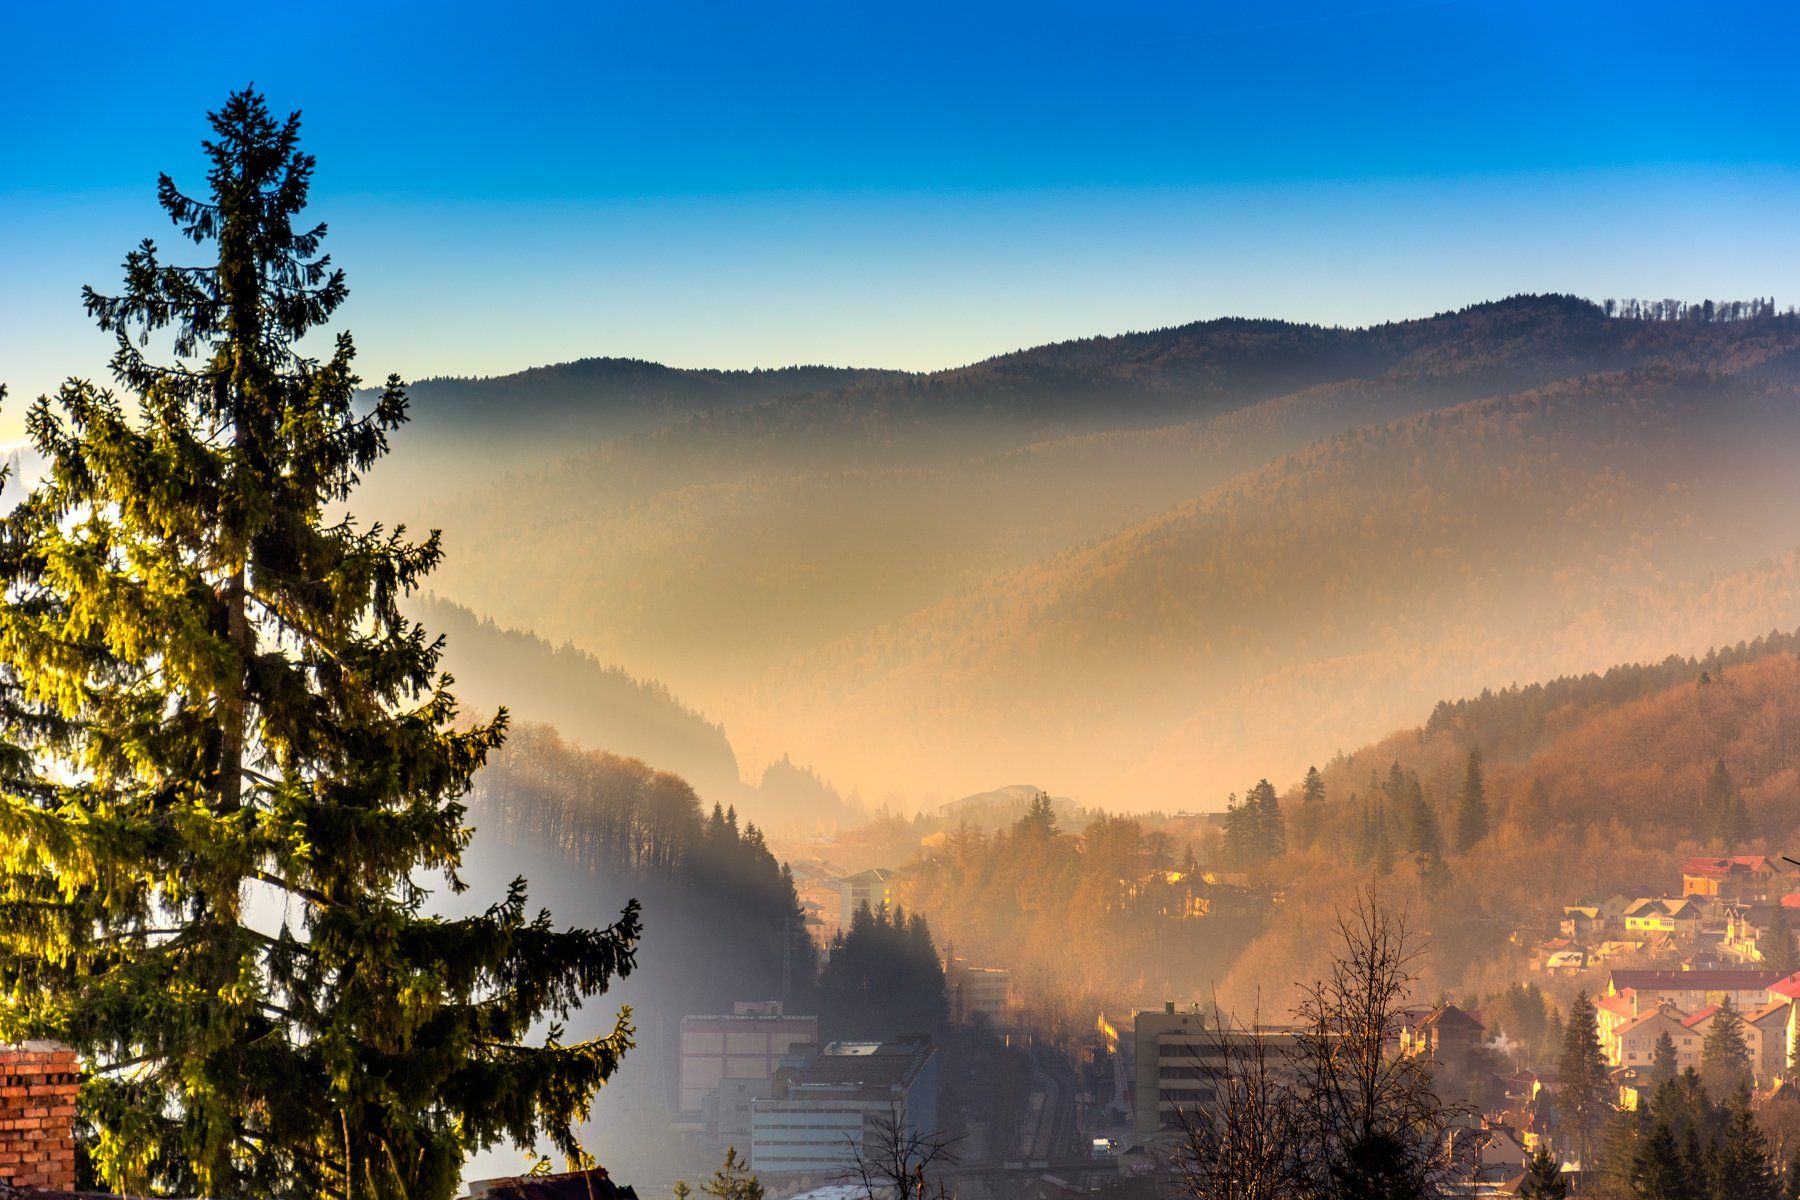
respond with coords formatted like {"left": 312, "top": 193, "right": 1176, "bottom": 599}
{"left": 1534, "top": 854, "right": 1800, "bottom": 975}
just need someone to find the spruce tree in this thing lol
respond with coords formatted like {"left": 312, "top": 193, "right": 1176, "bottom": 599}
{"left": 1372, "top": 800, "right": 1395, "bottom": 876}
{"left": 1519, "top": 1146, "right": 1567, "bottom": 1198}
{"left": 1299, "top": 765, "right": 1325, "bottom": 849}
{"left": 1594, "top": 1104, "right": 1646, "bottom": 1198}
{"left": 1632, "top": 1120, "right": 1693, "bottom": 1200}
{"left": 1701, "top": 999, "right": 1754, "bottom": 1099}
{"left": 1454, "top": 747, "right": 1489, "bottom": 852}
{"left": 1558, "top": 991, "right": 1610, "bottom": 1166}
{"left": 1712, "top": 1097, "right": 1780, "bottom": 1200}
{"left": 1021, "top": 790, "right": 1059, "bottom": 838}
{"left": 1682, "top": 1124, "right": 1712, "bottom": 1200}
{"left": 0, "top": 89, "right": 638, "bottom": 1200}
{"left": 1763, "top": 904, "right": 1800, "bottom": 976}
{"left": 1221, "top": 791, "right": 1244, "bottom": 867}
{"left": 1652, "top": 1031, "right": 1680, "bottom": 1087}
{"left": 1399, "top": 774, "right": 1442, "bottom": 859}
{"left": 1703, "top": 758, "right": 1746, "bottom": 848}
{"left": 1246, "top": 778, "right": 1284, "bottom": 862}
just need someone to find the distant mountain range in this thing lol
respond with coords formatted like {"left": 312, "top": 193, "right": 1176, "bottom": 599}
{"left": 367, "top": 295, "right": 1800, "bottom": 811}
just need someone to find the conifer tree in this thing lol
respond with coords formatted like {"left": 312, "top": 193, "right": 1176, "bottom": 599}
{"left": 1558, "top": 991, "right": 1610, "bottom": 1166}
{"left": 1701, "top": 999, "right": 1754, "bottom": 1099}
{"left": 1299, "top": 765, "right": 1325, "bottom": 849}
{"left": 1763, "top": 904, "right": 1800, "bottom": 976}
{"left": 1246, "top": 778, "right": 1284, "bottom": 862}
{"left": 1631, "top": 1120, "right": 1692, "bottom": 1200}
{"left": 1454, "top": 747, "right": 1489, "bottom": 852}
{"left": 700, "top": 1148, "right": 763, "bottom": 1200}
{"left": 1372, "top": 801, "right": 1395, "bottom": 876}
{"left": 1652, "top": 1031, "right": 1680, "bottom": 1087}
{"left": 1713, "top": 1097, "right": 1780, "bottom": 1200}
{"left": 1221, "top": 791, "right": 1248, "bottom": 868}
{"left": 1703, "top": 758, "right": 1747, "bottom": 848}
{"left": 1519, "top": 1146, "right": 1567, "bottom": 1198}
{"left": 0, "top": 90, "right": 638, "bottom": 1200}
{"left": 1399, "top": 774, "right": 1441, "bottom": 859}
{"left": 1594, "top": 1104, "right": 1646, "bottom": 1198}
{"left": 1683, "top": 1124, "right": 1712, "bottom": 1200}
{"left": 1022, "top": 791, "right": 1058, "bottom": 841}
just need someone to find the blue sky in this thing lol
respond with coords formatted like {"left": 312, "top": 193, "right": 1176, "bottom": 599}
{"left": 5, "top": 0, "right": 1800, "bottom": 429}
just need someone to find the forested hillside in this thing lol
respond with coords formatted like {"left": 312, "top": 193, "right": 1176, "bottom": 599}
{"left": 1214, "top": 634, "right": 1800, "bottom": 1017}
{"left": 758, "top": 369, "right": 1800, "bottom": 801}
{"left": 417, "top": 595, "right": 743, "bottom": 797}
{"left": 374, "top": 296, "right": 1800, "bottom": 809}
{"left": 451, "top": 724, "right": 814, "bottom": 1175}
{"left": 416, "top": 596, "right": 859, "bottom": 832}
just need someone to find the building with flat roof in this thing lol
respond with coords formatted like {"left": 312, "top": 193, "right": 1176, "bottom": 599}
{"left": 750, "top": 1038, "right": 940, "bottom": 1176}
{"left": 678, "top": 1002, "right": 820, "bottom": 1113}
{"left": 944, "top": 950, "right": 1012, "bottom": 1028}
{"left": 1131, "top": 1007, "right": 1302, "bottom": 1139}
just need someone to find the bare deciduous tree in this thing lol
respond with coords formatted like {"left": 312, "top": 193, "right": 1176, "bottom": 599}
{"left": 841, "top": 1104, "right": 960, "bottom": 1200}
{"left": 1172, "top": 1003, "right": 1311, "bottom": 1200}
{"left": 1292, "top": 886, "right": 1472, "bottom": 1200}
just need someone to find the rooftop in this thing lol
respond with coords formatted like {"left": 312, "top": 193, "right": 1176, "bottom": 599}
{"left": 1609, "top": 969, "right": 1784, "bottom": 991}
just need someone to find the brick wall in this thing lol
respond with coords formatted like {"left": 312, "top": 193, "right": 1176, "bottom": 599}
{"left": 0, "top": 1042, "right": 78, "bottom": 1192}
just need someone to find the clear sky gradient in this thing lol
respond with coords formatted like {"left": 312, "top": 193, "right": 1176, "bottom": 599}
{"left": 6, "top": 0, "right": 1800, "bottom": 433}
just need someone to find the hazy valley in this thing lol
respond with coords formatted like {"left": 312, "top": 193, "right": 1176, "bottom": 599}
{"left": 369, "top": 296, "right": 1800, "bottom": 813}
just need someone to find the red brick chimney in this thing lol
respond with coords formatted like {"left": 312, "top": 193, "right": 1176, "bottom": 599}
{"left": 0, "top": 1043, "right": 78, "bottom": 1192}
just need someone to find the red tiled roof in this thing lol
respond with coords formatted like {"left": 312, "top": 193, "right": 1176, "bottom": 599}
{"left": 1769, "top": 972, "right": 1800, "bottom": 1000}
{"left": 1597, "top": 993, "right": 1636, "bottom": 1018}
{"left": 1682, "top": 1004, "right": 1721, "bottom": 1028}
{"left": 1618, "top": 1010, "right": 1673, "bottom": 1036}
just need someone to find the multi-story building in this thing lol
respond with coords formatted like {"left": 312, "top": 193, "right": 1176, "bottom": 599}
{"left": 679, "top": 1002, "right": 820, "bottom": 1113}
{"left": 839, "top": 869, "right": 898, "bottom": 927}
{"left": 749, "top": 1039, "right": 940, "bottom": 1176}
{"left": 1683, "top": 856, "right": 1786, "bottom": 903}
{"left": 1397, "top": 1003, "right": 1485, "bottom": 1086}
{"left": 1607, "top": 1010, "right": 1697, "bottom": 1071}
{"left": 943, "top": 950, "right": 1012, "bottom": 1028}
{"left": 797, "top": 879, "right": 846, "bottom": 945}
{"left": 1606, "top": 969, "right": 1784, "bottom": 1014}
{"left": 1131, "top": 1006, "right": 1302, "bottom": 1139}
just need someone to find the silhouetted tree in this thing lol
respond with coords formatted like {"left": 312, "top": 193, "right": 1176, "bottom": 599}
{"left": 1454, "top": 748, "right": 1489, "bottom": 852}
{"left": 1559, "top": 991, "right": 1610, "bottom": 1165}
{"left": 1298, "top": 766, "right": 1326, "bottom": 850}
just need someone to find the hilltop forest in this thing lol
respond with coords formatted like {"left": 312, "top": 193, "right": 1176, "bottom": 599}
{"left": 361, "top": 295, "right": 1800, "bottom": 816}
